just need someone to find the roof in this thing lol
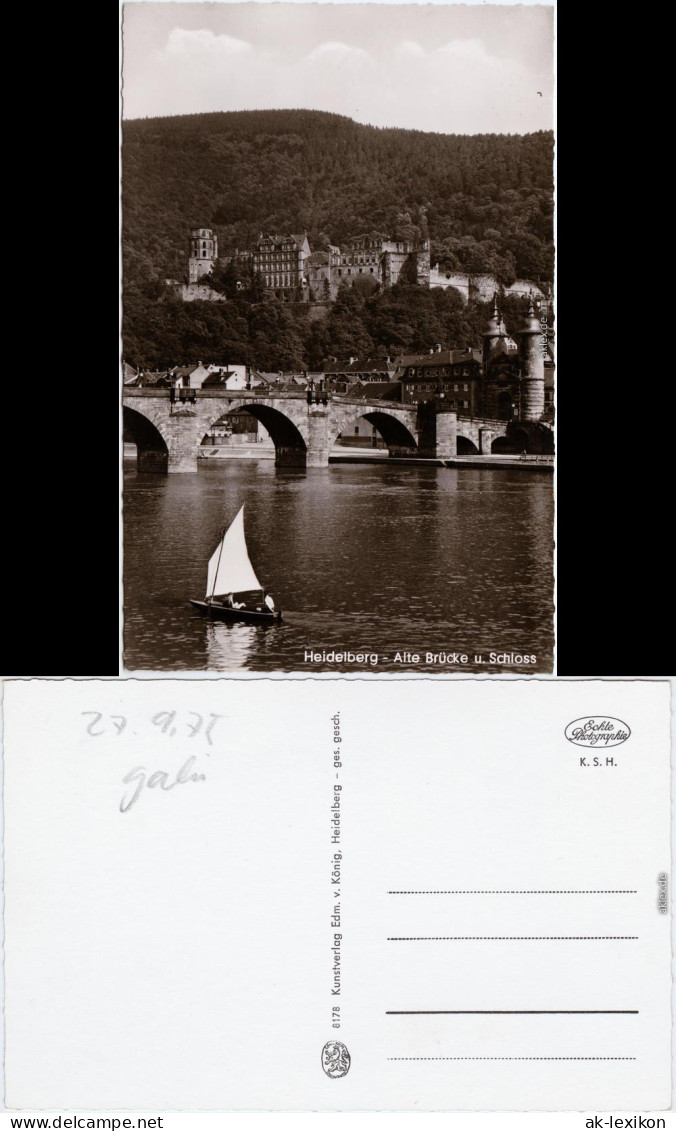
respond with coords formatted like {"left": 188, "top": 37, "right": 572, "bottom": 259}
{"left": 487, "top": 336, "right": 518, "bottom": 357}
{"left": 397, "top": 349, "right": 482, "bottom": 370}
{"left": 202, "top": 370, "right": 238, "bottom": 387}
{"left": 275, "top": 374, "right": 310, "bottom": 386}
{"left": 170, "top": 365, "right": 201, "bottom": 378}
{"left": 349, "top": 381, "right": 402, "bottom": 401}
{"left": 324, "top": 357, "right": 395, "bottom": 376}
{"left": 292, "top": 232, "right": 311, "bottom": 252}
{"left": 250, "top": 371, "right": 279, "bottom": 385}
{"left": 257, "top": 232, "right": 310, "bottom": 253}
{"left": 138, "top": 370, "right": 172, "bottom": 386}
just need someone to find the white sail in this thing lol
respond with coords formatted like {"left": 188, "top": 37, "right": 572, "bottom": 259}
{"left": 206, "top": 505, "right": 263, "bottom": 598}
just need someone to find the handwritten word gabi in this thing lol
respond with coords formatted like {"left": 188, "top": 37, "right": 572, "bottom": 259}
{"left": 120, "top": 755, "right": 207, "bottom": 813}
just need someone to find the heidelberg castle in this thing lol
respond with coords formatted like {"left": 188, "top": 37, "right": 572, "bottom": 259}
{"left": 168, "top": 227, "right": 550, "bottom": 310}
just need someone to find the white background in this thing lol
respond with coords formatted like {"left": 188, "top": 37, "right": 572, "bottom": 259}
{"left": 2, "top": 679, "right": 671, "bottom": 1114}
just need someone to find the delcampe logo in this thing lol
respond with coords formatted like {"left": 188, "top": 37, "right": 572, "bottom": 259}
{"left": 321, "top": 1040, "right": 351, "bottom": 1078}
{"left": 564, "top": 717, "right": 631, "bottom": 748}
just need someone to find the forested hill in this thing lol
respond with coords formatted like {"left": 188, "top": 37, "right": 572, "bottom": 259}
{"left": 122, "top": 109, "right": 554, "bottom": 290}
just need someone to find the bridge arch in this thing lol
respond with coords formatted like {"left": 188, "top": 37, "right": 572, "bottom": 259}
{"left": 330, "top": 409, "right": 418, "bottom": 456}
{"left": 492, "top": 427, "right": 530, "bottom": 455}
{"left": 123, "top": 405, "right": 169, "bottom": 472}
{"left": 457, "top": 434, "right": 480, "bottom": 455}
{"left": 207, "top": 402, "right": 308, "bottom": 467}
{"left": 492, "top": 424, "right": 554, "bottom": 456}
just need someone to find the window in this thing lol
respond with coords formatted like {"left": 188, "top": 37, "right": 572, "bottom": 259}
{"left": 463, "top": 383, "right": 469, "bottom": 391}
{"left": 453, "top": 383, "right": 459, "bottom": 392}
{"left": 354, "top": 426, "right": 360, "bottom": 435}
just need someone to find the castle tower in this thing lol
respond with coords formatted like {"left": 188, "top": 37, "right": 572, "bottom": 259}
{"left": 188, "top": 227, "right": 218, "bottom": 284}
{"left": 518, "top": 295, "right": 545, "bottom": 421}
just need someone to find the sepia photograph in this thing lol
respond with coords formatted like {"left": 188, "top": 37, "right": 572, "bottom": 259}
{"left": 121, "top": 1, "right": 555, "bottom": 674}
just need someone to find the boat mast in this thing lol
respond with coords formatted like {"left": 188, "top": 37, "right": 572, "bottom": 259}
{"left": 209, "top": 526, "right": 227, "bottom": 602}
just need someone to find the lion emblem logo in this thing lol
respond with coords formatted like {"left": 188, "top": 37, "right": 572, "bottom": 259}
{"left": 321, "top": 1040, "right": 351, "bottom": 1078}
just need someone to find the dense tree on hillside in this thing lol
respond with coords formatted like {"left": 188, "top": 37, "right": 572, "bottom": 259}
{"left": 123, "top": 280, "right": 544, "bottom": 372}
{"left": 122, "top": 110, "right": 553, "bottom": 368}
{"left": 323, "top": 286, "right": 375, "bottom": 359}
{"left": 122, "top": 110, "right": 553, "bottom": 293}
{"left": 248, "top": 302, "right": 307, "bottom": 371}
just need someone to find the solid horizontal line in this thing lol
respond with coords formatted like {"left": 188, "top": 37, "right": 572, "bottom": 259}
{"left": 387, "top": 936, "right": 639, "bottom": 941}
{"left": 387, "top": 890, "right": 638, "bottom": 895}
{"left": 387, "top": 1057, "right": 637, "bottom": 1061}
{"left": 386, "top": 1010, "right": 639, "bottom": 1015}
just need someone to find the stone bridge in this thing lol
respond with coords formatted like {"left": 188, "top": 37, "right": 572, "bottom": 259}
{"left": 122, "top": 388, "right": 512, "bottom": 472}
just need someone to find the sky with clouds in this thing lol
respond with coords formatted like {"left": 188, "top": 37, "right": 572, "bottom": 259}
{"left": 122, "top": 2, "right": 554, "bottom": 134}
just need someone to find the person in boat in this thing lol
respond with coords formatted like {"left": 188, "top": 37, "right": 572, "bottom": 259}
{"left": 223, "top": 593, "right": 245, "bottom": 609}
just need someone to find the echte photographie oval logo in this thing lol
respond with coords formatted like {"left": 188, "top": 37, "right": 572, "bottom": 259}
{"left": 564, "top": 717, "right": 631, "bottom": 748}
{"left": 321, "top": 1040, "right": 351, "bottom": 1078}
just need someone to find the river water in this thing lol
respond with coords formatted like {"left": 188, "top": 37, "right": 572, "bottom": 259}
{"left": 123, "top": 458, "right": 554, "bottom": 673}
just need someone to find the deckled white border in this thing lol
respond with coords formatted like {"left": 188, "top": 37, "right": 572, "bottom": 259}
{"left": 119, "top": 0, "right": 556, "bottom": 679}
{"left": 119, "top": 0, "right": 558, "bottom": 669}
{"left": 0, "top": 676, "right": 673, "bottom": 1119}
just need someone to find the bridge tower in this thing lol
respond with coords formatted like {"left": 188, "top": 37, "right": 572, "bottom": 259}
{"left": 482, "top": 295, "right": 503, "bottom": 365}
{"left": 188, "top": 227, "right": 218, "bottom": 284}
{"left": 518, "top": 295, "right": 545, "bottom": 421}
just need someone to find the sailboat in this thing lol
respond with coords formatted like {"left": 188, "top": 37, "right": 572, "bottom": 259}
{"left": 190, "top": 505, "right": 282, "bottom": 624}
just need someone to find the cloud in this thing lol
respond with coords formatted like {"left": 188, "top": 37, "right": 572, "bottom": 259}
{"left": 395, "top": 41, "right": 427, "bottom": 60}
{"left": 124, "top": 21, "right": 552, "bottom": 135}
{"left": 436, "top": 38, "right": 492, "bottom": 62}
{"left": 305, "top": 41, "right": 371, "bottom": 65}
{"left": 164, "top": 28, "right": 252, "bottom": 58}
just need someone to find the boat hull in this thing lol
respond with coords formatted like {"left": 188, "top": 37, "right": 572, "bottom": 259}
{"left": 190, "top": 599, "right": 282, "bottom": 624}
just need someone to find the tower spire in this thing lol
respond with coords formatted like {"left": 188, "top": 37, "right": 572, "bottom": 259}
{"left": 518, "top": 290, "right": 545, "bottom": 421}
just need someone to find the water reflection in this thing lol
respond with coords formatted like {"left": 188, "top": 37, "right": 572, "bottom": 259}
{"left": 204, "top": 620, "right": 261, "bottom": 670}
{"left": 124, "top": 459, "right": 554, "bottom": 673}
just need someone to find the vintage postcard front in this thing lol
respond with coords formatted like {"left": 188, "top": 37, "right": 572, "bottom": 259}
{"left": 3, "top": 678, "right": 670, "bottom": 1110}
{"left": 121, "top": 2, "right": 555, "bottom": 675}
